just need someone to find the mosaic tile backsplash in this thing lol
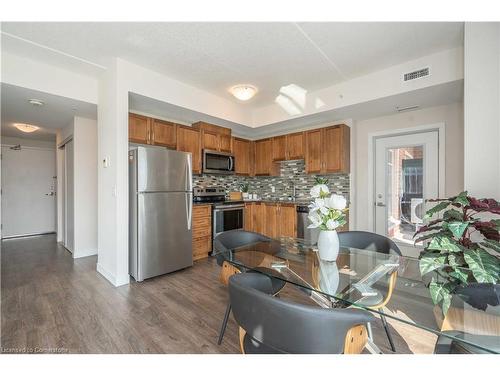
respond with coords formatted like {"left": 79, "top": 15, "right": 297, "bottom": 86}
{"left": 193, "top": 160, "right": 350, "bottom": 201}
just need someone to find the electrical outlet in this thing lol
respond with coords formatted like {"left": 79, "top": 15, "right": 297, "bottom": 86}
{"left": 271, "top": 186, "right": 275, "bottom": 193}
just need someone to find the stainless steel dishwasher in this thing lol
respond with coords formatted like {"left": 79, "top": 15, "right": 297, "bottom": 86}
{"left": 296, "top": 205, "right": 320, "bottom": 244}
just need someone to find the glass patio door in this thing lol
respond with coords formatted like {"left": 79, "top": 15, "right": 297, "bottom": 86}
{"left": 374, "top": 131, "right": 439, "bottom": 257}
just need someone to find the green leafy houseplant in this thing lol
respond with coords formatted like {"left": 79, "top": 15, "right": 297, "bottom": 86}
{"left": 414, "top": 191, "right": 500, "bottom": 315}
{"left": 239, "top": 183, "right": 249, "bottom": 193}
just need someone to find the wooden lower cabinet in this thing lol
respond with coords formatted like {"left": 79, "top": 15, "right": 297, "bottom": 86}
{"left": 278, "top": 204, "right": 297, "bottom": 238}
{"left": 192, "top": 205, "right": 212, "bottom": 261}
{"left": 244, "top": 202, "right": 254, "bottom": 231}
{"left": 252, "top": 203, "right": 266, "bottom": 234}
{"left": 263, "top": 203, "right": 279, "bottom": 238}
{"left": 244, "top": 202, "right": 297, "bottom": 238}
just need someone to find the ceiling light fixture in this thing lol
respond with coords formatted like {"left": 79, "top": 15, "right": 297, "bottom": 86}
{"left": 28, "top": 99, "right": 44, "bottom": 107}
{"left": 14, "top": 123, "right": 40, "bottom": 133}
{"left": 230, "top": 84, "right": 257, "bottom": 101}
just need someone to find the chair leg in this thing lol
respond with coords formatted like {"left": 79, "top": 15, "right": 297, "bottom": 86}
{"left": 379, "top": 309, "right": 396, "bottom": 352}
{"left": 217, "top": 303, "right": 232, "bottom": 345}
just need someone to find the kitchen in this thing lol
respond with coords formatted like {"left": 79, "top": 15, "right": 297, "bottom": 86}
{"left": 128, "top": 112, "right": 350, "bottom": 280}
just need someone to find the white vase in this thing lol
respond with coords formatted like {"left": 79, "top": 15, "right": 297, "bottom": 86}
{"left": 317, "top": 230, "right": 339, "bottom": 261}
{"left": 318, "top": 261, "right": 340, "bottom": 295}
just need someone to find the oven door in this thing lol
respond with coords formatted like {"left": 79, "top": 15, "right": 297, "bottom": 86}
{"left": 203, "top": 150, "right": 235, "bottom": 174}
{"left": 213, "top": 205, "right": 244, "bottom": 238}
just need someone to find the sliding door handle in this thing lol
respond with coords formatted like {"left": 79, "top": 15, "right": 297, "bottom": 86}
{"left": 375, "top": 202, "right": 386, "bottom": 207}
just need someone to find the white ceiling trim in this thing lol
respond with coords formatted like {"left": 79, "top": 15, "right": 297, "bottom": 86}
{"left": 1, "top": 31, "right": 108, "bottom": 71}
{"left": 293, "top": 23, "right": 347, "bottom": 80}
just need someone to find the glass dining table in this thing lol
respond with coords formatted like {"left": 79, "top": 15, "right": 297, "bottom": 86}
{"left": 214, "top": 237, "right": 500, "bottom": 354}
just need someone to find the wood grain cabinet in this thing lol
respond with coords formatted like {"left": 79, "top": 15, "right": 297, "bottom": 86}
{"left": 176, "top": 125, "right": 202, "bottom": 174}
{"left": 272, "top": 135, "right": 287, "bottom": 161}
{"left": 193, "top": 122, "right": 232, "bottom": 153}
{"left": 272, "top": 132, "right": 305, "bottom": 162}
{"left": 252, "top": 202, "right": 266, "bottom": 234}
{"left": 192, "top": 205, "right": 212, "bottom": 261}
{"left": 233, "top": 137, "right": 253, "bottom": 176}
{"left": 151, "top": 119, "right": 176, "bottom": 148}
{"left": 255, "top": 138, "right": 277, "bottom": 176}
{"left": 286, "top": 132, "right": 305, "bottom": 160}
{"left": 244, "top": 202, "right": 254, "bottom": 231}
{"left": 278, "top": 204, "right": 297, "bottom": 238}
{"left": 263, "top": 203, "right": 279, "bottom": 238}
{"left": 305, "top": 124, "right": 350, "bottom": 174}
{"left": 129, "top": 113, "right": 151, "bottom": 144}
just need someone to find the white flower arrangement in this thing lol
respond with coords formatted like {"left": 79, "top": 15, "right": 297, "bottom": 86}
{"left": 308, "top": 177, "right": 348, "bottom": 231}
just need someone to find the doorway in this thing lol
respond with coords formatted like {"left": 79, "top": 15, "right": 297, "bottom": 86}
{"left": 371, "top": 129, "right": 442, "bottom": 257}
{"left": 1, "top": 144, "right": 57, "bottom": 238}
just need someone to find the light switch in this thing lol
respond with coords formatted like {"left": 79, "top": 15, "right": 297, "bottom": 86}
{"left": 103, "top": 157, "right": 110, "bottom": 168}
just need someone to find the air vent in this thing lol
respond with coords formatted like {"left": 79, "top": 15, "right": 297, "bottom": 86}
{"left": 403, "top": 67, "right": 430, "bottom": 82}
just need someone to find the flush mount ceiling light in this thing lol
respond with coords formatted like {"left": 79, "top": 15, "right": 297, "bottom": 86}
{"left": 28, "top": 99, "right": 44, "bottom": 107}
{"left": 14, "top": 123, "right": 39, "bottom": 133}
{"left": 229, "top": 84, "right": 257, "bottom": 101}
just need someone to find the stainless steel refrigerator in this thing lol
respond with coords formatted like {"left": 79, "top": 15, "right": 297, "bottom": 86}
{"left": 129, "top": 147, "right": 193, "bottom": 282}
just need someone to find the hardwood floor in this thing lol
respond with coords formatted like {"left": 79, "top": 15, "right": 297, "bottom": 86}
{"left": 1, "top": 234, "right": 435, "bottom": 354}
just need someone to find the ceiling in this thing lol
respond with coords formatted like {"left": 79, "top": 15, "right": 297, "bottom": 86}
{"left": 1, "top": 83, "right": 97, "bottom": 141}
{"left": 1, "top": 22, "right": 464, "bottom": 108}
{"left": 130, "top": 79, "right": 463, "bottom": 139}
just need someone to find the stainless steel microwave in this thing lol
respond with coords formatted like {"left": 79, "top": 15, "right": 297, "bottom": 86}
{"left": 202, "top": 150, "right": 235, "bottom": 174}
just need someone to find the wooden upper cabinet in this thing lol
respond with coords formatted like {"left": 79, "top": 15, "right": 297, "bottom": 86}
{"left": 278, "top": 204, "right": 297, "bottom": 238}
{"left": 201, "top": 130, "right": 219, "bottom": 151}
{"left": 151, "top": 119, "right": 176, "bottom": 148}
{"left": 219, "top": 134, "right": 233, "bottom": 153}
{"left": 272, "top": 135, "right": 287, "bottom": 161}
{"left": 305, "top": 128, "right": 323, "bottom": 174}
{"left": 233, "top": 137, "right": 252, "bottom": 176}
{"left": 193, "top": 121, "right": 232, "bottom": 153}
{"left": 286, "top": 132, "right": 305, "bottom": 160}
{"left": 305, "top": 124, "right": 350, "bottom": 174}
{"left": 129, "top": 113, "right": 151, "bottom": 144}
{"left": 254, "top": 138, "right": 273, "bottom": 176}
{"left": 323, "top": 125, "right": 350, "bottom": 173}
{"left": 176, "top": 125, "right": 201, "bottom": 174}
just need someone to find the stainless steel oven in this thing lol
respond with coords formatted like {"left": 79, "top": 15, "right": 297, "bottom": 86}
{"left": 212, "top": 202, "right": 245, "bottom": 238}
{"left": 203, "top": 150, "right": 235, "bottom": 174}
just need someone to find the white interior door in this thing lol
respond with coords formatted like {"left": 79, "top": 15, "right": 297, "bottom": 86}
{"left": 374, "top": 131, "right": 439, "bottom": 257}
{"left": 1, "top": 145, "right": 57, "bottom": 238}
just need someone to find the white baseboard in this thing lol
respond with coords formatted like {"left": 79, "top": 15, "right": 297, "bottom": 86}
{"left": 96, "top": 263, "right": 130, "bottom": 287}
{"left": 73, "top": 248, "right": 98, "bottom": 259}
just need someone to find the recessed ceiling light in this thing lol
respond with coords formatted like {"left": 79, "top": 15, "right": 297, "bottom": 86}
{"left": 28, "top": 99, "right": 44, "bottom": 107}
{"left": 230, "top": 85, "right": 257, "bottom": 101}
{"left": 14, "top": 123, "right": 40, "bottom": 133}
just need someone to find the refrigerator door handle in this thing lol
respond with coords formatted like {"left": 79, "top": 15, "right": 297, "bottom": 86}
{"left": 186, "top": 194, "right": 192, "bottom": 230}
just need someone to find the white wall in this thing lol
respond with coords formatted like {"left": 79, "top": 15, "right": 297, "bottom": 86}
{"left": 352, "top": 102, "right": 464, "bottom": 231}
{"left": 73, "top": 117, "right": 98, "bottom": 258}
{"left": 1, "top": 136, "right": 55, "bottom": 149}
{"left": 253, "top": 48, "right": 464, "bottom": 127}
{"left": 56, "top": 116, "right": 98, "bottom": 258}
{"left": 1, "top": 52, "right": 98, "bottom": 104}
{"left": 464, "top": 23, "right": 500, "bottom": 200}
{"left": 96, "top": 60, "right": 130, "bottom": 286}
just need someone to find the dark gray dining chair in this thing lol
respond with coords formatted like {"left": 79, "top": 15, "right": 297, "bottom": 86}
{"left": 229, "top": 272, "right": 375, "bottom": 354}
{"left": 338, "top": 231, "right": 402, "bottom": 352}
{"left": 213, "top": 230, "right": 286, "bottom": 345}
{"left": 434, "top": 283, "right": 500, "bottom": 354}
